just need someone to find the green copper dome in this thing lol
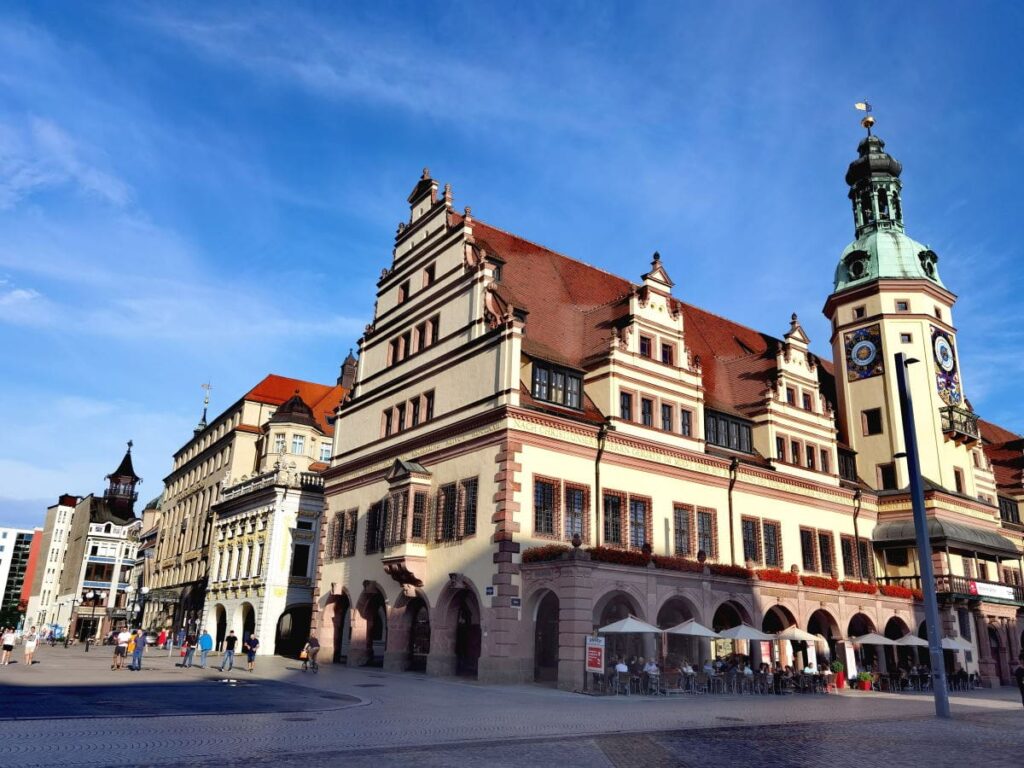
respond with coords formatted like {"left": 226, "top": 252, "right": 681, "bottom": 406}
{"left": 832, "top": 131, "right": 944, "bottom": 292}
{"left": 834, "top": 229, "right": 943, "bottom": 291}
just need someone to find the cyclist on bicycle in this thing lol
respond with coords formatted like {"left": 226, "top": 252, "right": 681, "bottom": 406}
{"left": 301, "top": 634, "right": 320, "bottom": 672}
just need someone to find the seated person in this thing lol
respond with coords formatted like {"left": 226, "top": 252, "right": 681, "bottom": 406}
{"left": 631, "top": 656, "right": 645, "bottom": 675}
{"left": 615, "top": 658, "right": 629, "bottom": 675}
{"left": 743, "top": 663, "right": 754, "bottom": 678}
{"left": 643, "top": 658, "right": 660, "bottom": 675}
{"left": 803, "top": 662, "right": 816, "bottom": 675}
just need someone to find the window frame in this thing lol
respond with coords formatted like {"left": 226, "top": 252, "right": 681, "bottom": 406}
{"left": 533, "top": 476, "right": 559, "bottom": 538}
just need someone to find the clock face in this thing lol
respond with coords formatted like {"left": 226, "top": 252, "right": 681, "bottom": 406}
{"left": 934, "top": 336, "right": 955, "bottom": 372}
{"left": 850, "top": 339, "right": 878, "bottom": 367}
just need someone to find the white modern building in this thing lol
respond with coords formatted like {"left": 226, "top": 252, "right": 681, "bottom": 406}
{"left": 0, "top": 526, "right": 34, "bottom": 625}
{"left": 24, "top": 494, "right": 79, "bottom": 631}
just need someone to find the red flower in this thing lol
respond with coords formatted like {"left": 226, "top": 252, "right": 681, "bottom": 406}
{"left": 522, "top": 544, "right": 570, "bottom": 563}
{"left": 841, "top": 580, "right": 878, "bottom": 595}
{"left": 757, "top": 568, "right": 799, "bottom": 585}
{"left": 800, "top": 575, "right": 840, "bottom": 590}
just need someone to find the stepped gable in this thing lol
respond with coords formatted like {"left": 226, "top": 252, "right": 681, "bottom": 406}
{"left": 245, "top": 374, "right": 346, "bottom": 435}
{"left": 980, "top": 419, "right": 1024, "bottom": 492}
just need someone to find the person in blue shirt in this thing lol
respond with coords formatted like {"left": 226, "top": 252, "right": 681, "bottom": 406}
{"left": 198, "top": 630, "right": 214, "bottom": 669}
{"left": 129, "top": 629, "right": 146, "bottom": 671}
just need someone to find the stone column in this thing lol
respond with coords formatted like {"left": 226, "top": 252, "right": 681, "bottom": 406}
{"left": 347, "top": 607, "right": 371, "bottom": 667}
{"left": 383, "top": 600, "right": 411, "bottom": 672}
{"left": 972, "top": 610, "right": 998, "bottom": 687}
{"left": 556, "top": 553, "right": 594, "bottom": 691}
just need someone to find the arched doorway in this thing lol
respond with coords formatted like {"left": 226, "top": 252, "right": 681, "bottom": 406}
{"left": 534, "top": 591, "right": 560, "bottom": 683}
{"left": 241, "top": 602, "right": 256, "bottom": 646}
{"left": 215, "top": 604, "right": 227, "bottom": 651}
{"left": 453, "top": 590, "right": 481, "bottom": 678}
{"left": 407, "top": 597, "right": 430, "bottom": 672}
{"left": 848, "top": 613, "right": 878, "bottom": 668}
{"left": 327, "top": 594, "right": 350, "bottom": 664}
{"left": 363, "top": 592, "right": 387, "bottom": 667}
{"left": 595, "top": 591, "right": 646, "bottom": 662}
{"left": 763, "top": 605, "right": 800, "bottom": 667}
{"left": 807, "top": 609, "right": 840, "bottom": 666}
{"left": 712, "top": 600, "right": 751, "bottom": 659}
{"left": 883, "top": 616, "right": 913, "bottom": 670}
{"left": 918, "top": 620, "right": 956, "bottom": 675}
{"left": 275, "top": 605, "right": 312, "bottom": 658}
{"left": 658, "top": 596, "right": 701, "bottom": 667}
{"left": 988, "top": 625, "right": 1008, "bottom": 685}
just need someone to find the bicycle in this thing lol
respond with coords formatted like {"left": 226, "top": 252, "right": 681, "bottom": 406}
{"left": 301, "top": 652, "right": 319, "bottom": 673}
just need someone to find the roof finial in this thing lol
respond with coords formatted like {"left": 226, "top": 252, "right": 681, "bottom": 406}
{"left": 126, "top": 439, "right": 133, "bottom": 452}
{"left": 421, "top": 167, "right": 431, "bottom": 179}
{"left": 855, "top": 100, "right": 874, "bottom": 136}
{"left": 652, "top": 251, "right": 661, "bottom": 264}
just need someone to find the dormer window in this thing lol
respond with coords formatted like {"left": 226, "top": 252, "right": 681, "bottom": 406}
{"left": 531, "top": 361, "right": 582, "bottom": 409}
{"left": 639, "top": 336, "right": 652, "bottom": 358}
{"left": 705, "top": 410, "right": 752, "bottom": 453}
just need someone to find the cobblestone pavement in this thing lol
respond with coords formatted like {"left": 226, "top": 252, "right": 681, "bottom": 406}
{"left": 1, "top": 644, "right": 1021, "bottom": 767}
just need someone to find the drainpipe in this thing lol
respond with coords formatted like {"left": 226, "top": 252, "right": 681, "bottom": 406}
{"left": 852, "top": 489, "right": 863, "bottom": 579}
{"left": 595, "top": 419, "right": 613, "bottom": 545}
{"left": 727, "top": 458, "right": 739, "bottom": 566}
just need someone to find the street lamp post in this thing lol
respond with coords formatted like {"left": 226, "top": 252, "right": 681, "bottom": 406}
{"left": 84, "top": 591, "right": 96, "bottom": 652}
{"left": 894, "top": 352, "right": 951, "bottom": 719}
{"left": 64, "top": 595, "right": 80, "bottom": 648}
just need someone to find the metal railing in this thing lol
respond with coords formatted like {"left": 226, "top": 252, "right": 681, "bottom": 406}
{"left": 938, "top": 405, "right": 980, "bottom": 442}
{"left": 876, "top": 574, "right": 1024, "bottom": 604}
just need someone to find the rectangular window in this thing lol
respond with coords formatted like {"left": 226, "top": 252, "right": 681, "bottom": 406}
{"left": 410, "top": 398, "right": 421, "bottom": 427}
{"left": 818, "top": 532, "right": 834, "bottom": 574}
{"left": 564, "top": 486, "right": 585, "bottom": 542}
{"left": 800, "top": 528, "right": 817, "bottom": 572}
{"left": 383, "top": 410, "right": 393, "bottom": 437}
{"left": 790, "top": 440, "right": 800, "bottom": 464}
{"left": 365, "top": 502, "right": 383, "bottom": 554}
{"left": 954, "top": 468, "right": 965, "bottom": 494}
{"left": 398, "top": 280, "right": 410, "bottom": 305}
{"left": 900, "top": 332, "right": 913, "bottom": 344}
{"left": 742, "top": 518, "right": 760, "bottom": 564}
{"left": 978, "top": 562, "right": 989, "bottom": 581}
{"left": 424, "top": 391, "right": 435, "bottom": 421}
{"left": 704, "top": 410, "right": 753, "bottom": 453}
{"left": 776, "top": 436, "right": 786, "bottom": 461}
{"left": 879, "top": 463, "right": 898, "bottom": 490}
{"left": 661, "top": 344, "right": 674, "bottom": 366}
{"left": 839, "top": 451, "right": 858, "bottom": 482}
{"left": 291, "top": 544, "right": 311, "bottom": 578}
{"left": 786, "top": 387, "right": 796, "bottom": 405}
{"left": 802, "top": 392, "right": 812, "bottom": 411}
{"left": 429, "top": 315, "right": 440, "bottom": 344}
{"left": 680, "top": 410, "right": 692, "bottom": 437}
{"left": 532, "top": 366, "right": 548, "bottom": 403}
{"left": 619, "top": 392, "right": 633, "bottom": 421}
{"left": 388, "top": 339, "right": 399, "bottom": 366}
{"left": 436, "top": 484, "right": 458, "bottom": 542}
{"left": 863, "top": 408, "right": 884, "bottom": 435}
{"left": 641, "top": 398, "right": 654, "bottom": 427}
{"left": 423, "top": 263, "right": 436, "bottom": 287}
{"left": 857, "top": 539, "right": 873, "bottom": 578}
{"left": 697, "top": 509, "right": 715, "bottom": 558}
{"left": 841, "top": 536, "right": 856, "bottom": 578}
{"left": 534, "top": 478, "right": 557, "bottom": 536}
{"left": 763, "top": 522, "right": 781, "bottom": 568}
{"left": 895, "top": 299, "right": 909, "bottom": 312}
{"left": 603, "top": 493, "right": 622, "bottom": 545}
{"left": 853, "top": 306, "right": 866, "bottom": 319}
{"left": 628, "top": 497, "right": 648, "bottom": 549}
{"left": 566, "top": 374, "right": 581, "bottom": 409}
{"left": 820, "top": 449, "right": 830, "bottom": 474}
{"left": 934, "top": 306, "right": 943, "bottom": 320}
{"left": 291, "top": 435, "right": 305, "bottom": 455}
{"left": 273, "top": 433, "right": 286, "bottom": 454}
{"left": 396, "top": 403, "right": 406, "bottom": 432}
{"left": 319, "top": 442, "right": 332, "bottom": 462}
{"left": 998, "top": 496, "right": 1021, "bottom": 524}
{"left": 461, "top": 477, "right": 478, "bottom": 537}
{"left": 639, "top": 336, "right": 652, "bottom": 358}
{"left": 411, "top": 492, "right": 427, "bottom": 541}
{"left": 806, "top": 444, "right": 816, "bottom": 470}
{"left": 673, "top": 505, "right": 692, "bottom": 556}
{"left": 661, "top": 403, "right": 673, "bottom": 432}
{"left": 551, "top": 370, "right": 566, "bottom": 404}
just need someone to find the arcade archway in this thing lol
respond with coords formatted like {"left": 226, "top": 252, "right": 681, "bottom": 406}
{"left": 533, "top": 591, "right": 560, "bottom": 683}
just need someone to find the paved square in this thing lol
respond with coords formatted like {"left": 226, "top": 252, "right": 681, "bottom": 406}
{"left": 2, "top": 644, "right": 1022, "bottom": 767}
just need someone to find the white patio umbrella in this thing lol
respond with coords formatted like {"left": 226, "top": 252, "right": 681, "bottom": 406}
{"left": 940, "top": 636, "right": 973, "bottom": 651}
{"left": 896, "top": 633, "right": 930, "bottom": 648}
{"left": 776, "top": 626, "right": 822, "bottom": 643}
{"left": 664, "top": 619, "right": 720, "bottom": 638}
{"left": 718, "top": 624, "right": 776, "bottom": 642}
{"left": 850, "top": 632, "right": 897, "bottom": 646}
{"left": 598, "top": 615, "right": 662, "bottom": 634}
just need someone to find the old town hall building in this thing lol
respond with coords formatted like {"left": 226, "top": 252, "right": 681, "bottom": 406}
{"left": 314, "top": 129, "right": 1024, "bottom": 689}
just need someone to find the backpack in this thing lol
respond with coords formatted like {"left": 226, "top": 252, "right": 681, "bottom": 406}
{"left": 127, "top": 638, "right": 136, "bottom": 653}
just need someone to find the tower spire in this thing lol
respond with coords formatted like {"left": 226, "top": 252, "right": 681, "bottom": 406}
{"left": 194, "top": 382, "right": 211, "bottom": 436}
{"left": 846, "top": 103, "right": 904, "bottom": 238}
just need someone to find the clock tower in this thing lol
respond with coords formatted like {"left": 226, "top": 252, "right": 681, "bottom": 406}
{"left": 823, "top": 127, "right": 985, "bottom": 496}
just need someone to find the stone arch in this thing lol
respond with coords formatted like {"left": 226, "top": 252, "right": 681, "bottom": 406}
{"left": 762, "top": 604, "right": 797, "bottom": 633}
{"left": 883, "top": 615, "right": 913, "bottom": 670}
{"left": 385, "top": 588, "right": 431, "bottom": 673}
{"left": 320, "top": 589, "right": 351, "bottom": 664}
{"left": 275, "top": 603, "right": 312, "bottom": 658}
{"left": 849, "top": 612, "right": 879, "bottom": 668}
{"left": 658, "top": 594, "right": 703, "bottom": 666}
{"left": 594, "top": 589, "right": 648, "bottom": 662}
{"left": 352, "top": 581, "right": 389, "bottom": 667}
{"left": 987, "top": 623, "right": 1009, "bottom": 685}
{"left": 430, "top": 579, "right": 483, "bottom": 678}
{"left": 711, "top": 598, "right": 752, "bottom": 631}
{"left": 212, "top": 603, "right": 227, "bottom": 651}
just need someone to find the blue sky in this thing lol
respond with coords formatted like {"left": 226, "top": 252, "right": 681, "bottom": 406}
{"left": 2, "top": 2, "right": 1023, "bottom": 529}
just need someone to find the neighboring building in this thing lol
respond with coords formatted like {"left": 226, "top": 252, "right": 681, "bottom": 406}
{"left": 17, "top": 528, "right": 43, "bottom": 621}
{"left": 24, "top": 494, "right": 79, "bottom": 631}
{"left": 145, "top": 375, "right": 346, "bottom": 637}
{"left": 315, "top": 134, "right": 1024, "bottom": 689}
{"left": 0, "top": 527, "right": 34, "bottom": 627}
{"left": 203, "top": 390, "right": 344, "bottom": 655}
{"left": 56, "top": 445, "right": 142, "bottom": 640}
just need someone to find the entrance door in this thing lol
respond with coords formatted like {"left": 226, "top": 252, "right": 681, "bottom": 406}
{"left": 534, "top": 592, "right": 559, "bottom": 683}
{"left": 454, "top": 597, "right": 480, "bottom": 677}
{"left": 409, "top": 600, "right": 430, "bottom": 672}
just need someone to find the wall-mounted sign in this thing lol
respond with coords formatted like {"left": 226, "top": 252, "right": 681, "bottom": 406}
{"left": 968, "top": 581, "right": 1014, "bottom": 601}
{"left": 585, "top": 636, "right": 606, "bottom": 673}
{"left": 485, "top": 586, "right": 495, "bottom": 597}
{"left": 510, "top": 597, "right": 522, "bottom": 608}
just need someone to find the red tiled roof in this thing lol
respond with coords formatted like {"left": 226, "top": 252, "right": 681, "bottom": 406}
{"left": 245, "top": 374, "right": 346, "bottom": 435}
{"left": 980, "top": 418, "right": 1024, "bottom": 493}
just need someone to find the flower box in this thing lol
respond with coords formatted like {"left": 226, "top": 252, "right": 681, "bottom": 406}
{"left": 757, "top": 568, "right": 799, "bottom": 585}
{"left": 521, "top": 544, "right": 570, "bottom": 563}
{"left": 800, "top": 575, "right": 840, "bottom": 590}
{"left": 841, "top": 580, "right": 878, "bottom": 595}
{"left": 651, "top": 555, "right": 704, "bottom": 573}
{"left": 879, "top": 584, "right": 914, "bottom": 599}
{"left": 587, "top": 546, "right": 650, "bottom": 567}
{"left": 708, "top": 563, "right": 752, "bottom": 579}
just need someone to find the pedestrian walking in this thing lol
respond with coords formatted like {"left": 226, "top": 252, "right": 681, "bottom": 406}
{"left": 218, "top": 630, "right": 237, "bottom": 672}
{"left": 182, "top": 633, "right": 196, "bottom": 667}
{"left": 1, "top": 628, "right": 15, "bottom": 665}
{"left": 198, "top": 629, "right": 213, "bottom": 668}
{"left": 244, "top": 634, "right": 259, "bottom": 672}
{"left": 157, "top": 629, "right": 167, "bottom": 650}
{"left": 23, "top": 627, "right": 38, "bottom": 666}
{"left": 113, "top": 627, "right": 131, "bottom": 670}
{"left": 130, "top": 629, "right": 146, "bottom": 671}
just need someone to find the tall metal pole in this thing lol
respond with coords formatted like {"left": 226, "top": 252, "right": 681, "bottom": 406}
{"left": 894, "top": 352, "right": 950, "bottom": 718}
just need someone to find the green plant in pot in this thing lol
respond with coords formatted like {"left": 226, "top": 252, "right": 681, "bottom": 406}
{"left": 831, "top": 660, "right": 846, "bottom": 688}
{"left": 856, "top": 671, "right": 873, "bottom": 691}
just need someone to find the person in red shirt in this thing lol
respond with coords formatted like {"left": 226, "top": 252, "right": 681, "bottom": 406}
{"left": 157, "top": 629, "right": 167, "bottom": 649}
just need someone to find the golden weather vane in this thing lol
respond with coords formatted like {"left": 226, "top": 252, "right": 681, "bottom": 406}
{"left": 855, "top": 101, "right": 874, "bottom": 135}
{"left": 201, "top": 381, "right": 212, "bottom": 407}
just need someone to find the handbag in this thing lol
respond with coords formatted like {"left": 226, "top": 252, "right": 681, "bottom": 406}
{"left": 299, "top": 650, "right": 308, "bottom": 660}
